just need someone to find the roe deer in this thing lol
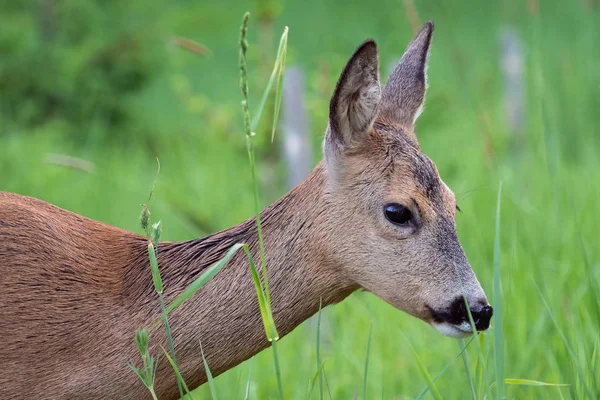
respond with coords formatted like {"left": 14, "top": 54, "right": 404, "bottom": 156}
{"left": 0, "top": 21, "right": 492, "bottom": 399}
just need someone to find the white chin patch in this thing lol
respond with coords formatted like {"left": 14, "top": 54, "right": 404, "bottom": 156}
{"left": 431, "top": 321, "right": 474, "bottom": 338}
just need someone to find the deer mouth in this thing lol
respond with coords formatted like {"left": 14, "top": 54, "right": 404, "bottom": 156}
{"left": 430, "top": 320, "right": 475, "bottom": 338}
{"left": 426, "top": 300, "right": 494, "bottom": 338}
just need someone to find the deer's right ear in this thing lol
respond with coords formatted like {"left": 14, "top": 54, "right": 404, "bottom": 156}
{"left": 324, "top": 40, "right": 381, "bottom": 158}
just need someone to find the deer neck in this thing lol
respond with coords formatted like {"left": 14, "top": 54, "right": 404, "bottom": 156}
{"left": 144, "top": 162, "right": 356, "bottom": 397}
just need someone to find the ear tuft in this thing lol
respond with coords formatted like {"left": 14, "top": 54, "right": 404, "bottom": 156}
{"left": 378, "top": 21, "right": 434, "bottom": 132}
{"left": 326, "top": 40, "right": 381, "bottom": 152}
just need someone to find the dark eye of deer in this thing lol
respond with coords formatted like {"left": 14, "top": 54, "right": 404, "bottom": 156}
{"left": 384, "top": 203, "right": 412, "bottom": 226}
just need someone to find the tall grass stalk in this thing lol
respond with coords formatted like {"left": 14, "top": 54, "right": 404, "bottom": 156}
{"left": 305, "top": 362, "right": 327, "bottom": 400}
{"left": 132, "top": 16, "right": 290, "bottom": 396}
{"left": 244, "top": 357, "right": 254, "bottom": 400}
{"left": 453, "top": 262, "right": 487, "bottom": 399}
{"left": 458, "top": 339, "right": 476, "bottom": 400}
{"left": 405, "top": 335, "right": 443, "bottom": 400}
{"left": 200, "top": 340, "right": 218, "bottom": 400}
{"left": 493, "top": 181, "right": 504, "bottom": 400}
{"left": 316, "top": 299, "right": 324, "bottom": 400}
{"left": 271, "top": 337, "right": 285, "bottom": 399}
{"left": 128, "top": 328, "right": 159, "bottom": 400}
{"left": 162, "top": 347, "right": 193, "bottom": 397}
{"left": 134, "top": 181, "right": 188, "bottom": 400}
{"left": 130, "top": 161, "right": 192, "bottom": 399}
{"left": 165, "top": 244, "right": 245, "bottom": 315}
{"left": 238, "top": 11, "right": 289, "bottom": 399}
{"left": 148, "top": 223, "right": 190, "bottom": 400}
{"left": 415, "top": 337, "right": 475, "bottom": 400}
{"left": 537, "top": 285, "right": 594, "bottom": 399}
{"left": 239, "top": 12, "right": 279, "bottom": 342}
{"left": 363, "top": 324, "right": 373, "bottom": 400}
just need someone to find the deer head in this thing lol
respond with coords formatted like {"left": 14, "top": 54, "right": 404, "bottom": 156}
{"left": 321, "top": 21, "right": 492, "bottom": 338}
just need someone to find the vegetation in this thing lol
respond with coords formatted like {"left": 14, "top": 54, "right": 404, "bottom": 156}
{"left": 1, "top": 0, "right": 598, "bottom": 399}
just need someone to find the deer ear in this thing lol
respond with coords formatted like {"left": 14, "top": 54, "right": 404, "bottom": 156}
{"left": 379, "top": 21, "right": 434, "bottom": 132}
{"left": 325, "top": 40, "right": 381, "bottom": 154}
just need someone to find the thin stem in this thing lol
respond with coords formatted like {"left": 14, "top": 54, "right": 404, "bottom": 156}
{"left": 316, "top": 299, "right": 324, "bottom": 400}
{"left": 159, "top": 293, "right": 187, "bottom": 399}
{"left": 244, "top": 357, "right": 254, "bottom": 400}
{"left": 245, "top": 136, "right": 270, "bottom": 303}
{"left": 271, "top": 337, "right": 285, "bottom": 400}
{"left": 459, "top": 339, "right": 477, "bottom": 400}
{"left": 238, "top": 13, "right": 283, "bottom": 398}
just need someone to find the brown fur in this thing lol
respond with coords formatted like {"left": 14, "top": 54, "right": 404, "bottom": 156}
{"left": 0, "top": 21, "right": 488, "bottom": 399}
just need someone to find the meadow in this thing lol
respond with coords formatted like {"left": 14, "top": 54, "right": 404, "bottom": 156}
{"left": 1, "top": 0, "right": 598, "bottom": 399}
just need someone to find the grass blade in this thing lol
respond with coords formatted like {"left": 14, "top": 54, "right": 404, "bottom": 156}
{"left": 493, "top": 181, "right": 504, "bottom": 399}
{"left": 305, "top": 362, "right": 327, "bottom": 400}
{"left": 243, "top": 245, "right": 278, "bottom": 340}
{"left": 238, "top": 12, "right": 283, "bottom": 399}
{"left": 271, "top": 337, "right": 285, "bottom": 400}
{"left": 415, "top": 337, "right": 475, "bottom": 400}
{"left": 238, "top": 11, "right": 279, "bottom": 343}
{"left": 251, "top": 27, "right": 289, "bottom": 132}
{"left": 454, "top": 262, "right": 488, "bottom": 397}
{"left": 504, "top": 378, "right": 570, "bottom": 387}
{"left": 537, "top": 285, "right": 594, "bottom": 399}
{"left": 161, "top": 347, "right": 193, "bottom": 398}
{"left": 316, "top": 298, "right": 324, "bottom": 400}
{"left": 234, "top": 368, "right": 243, "bottom": 399}
{"left": 166, "top": 243, "right": 244, "bottom": 314}
{"left": 200, "top": 340, "right": 218, "bottom": 400}
{"left": 459, "top": 338, "right": 477, "bottom": 400}
{"left": 271, "top": 27, "right": 288, "bottom": 142}
{"left": 147, "top": 242, "right": 163, "bottom": 294}
{"left": 244, "top": 357, "right": 254, "bottom": 400}
{"left": 148, "top": 224, "right": 186, "bottom": 400}
{"left": 363, "top": 324, "right": 373, "bottom": 400}
{"left": 405, "top": 337, "right": 443, "bottom": 400}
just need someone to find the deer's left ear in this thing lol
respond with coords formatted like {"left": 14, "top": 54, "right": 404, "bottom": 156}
{"left": 325, "top": 40, "right": 381, "bottom": 155}
{"left": 378, "top": 21, "right": 434, "bottom": 133}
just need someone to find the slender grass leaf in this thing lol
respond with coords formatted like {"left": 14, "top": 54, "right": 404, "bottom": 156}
{"left": 161, "top": 347, "right": 193, "bottom": 399}
{"left": 493, "top": 181, "right": 504, "bottom": 400}
{"left": 537, "top": 285, "right": 594, "bottom": 399}
{"left": 363, "top": 324, "right": 372, "bottom": 400}
{"left": 305, "top": 362, "right": 327, "bottom": 400}
{"left": 147, "top": 242, "right": 163, "bottom": 294}
{"left": 271, "top": 27, "right": 288, "bottom": 142}
{"left": 166, "top": 243, "right": 244, "bottom": 314}
{"left": 149, "top": 233, "right": 184, "bottom": 399}
{"left": 251, "top": 27, "right": 289, "bottom": 132}
{"left": 505, "top": 379, "right": 570, "bottom": 387}
{"left": 238, "top": 12, "right": 282, "bottom": 398}
{"left": 244, "top": 357, "right": 254, "bottom": 400}
{"left": 405, "top": 338, "right": 443, "bottom": 400}
{"left": 200, "top": 340, "right": 218, "bottom": 400}
{"left": 415, "top": 337, "right": 474, "bottom": 400}
{"left": 159, "top": 292, "right": 184, "bottom": 399}
{"left": 316, "top": 298, "right": 324, "bottom": 400}
{"left": 243, "top": 245, "right": 278, "bottom": 341}
{"left": 271, "top": 338, "right": 285, "bottom": 400}
{"left": 454, "top": 262, "right": 488, "bottom": 399}
{"left": 459, "top": 338, "right": 477, "bottom": 400}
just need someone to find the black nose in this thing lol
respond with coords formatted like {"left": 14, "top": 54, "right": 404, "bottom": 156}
{"left": 470, "top": 304, "right": 494, "bottom": 331}
{"left": 431, "top": 298, "right": 494, "bottom": 331}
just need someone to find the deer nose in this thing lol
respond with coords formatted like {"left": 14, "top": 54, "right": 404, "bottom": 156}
{"left": 431, "top": 298, "right": 494, "bottom": 331}
{"left": 469, "top": 304, "right": 494, "bottom": 331}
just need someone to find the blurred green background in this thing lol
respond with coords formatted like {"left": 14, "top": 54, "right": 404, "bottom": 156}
{"left": 1, "top": 0, "right": 599, "bottom": 399}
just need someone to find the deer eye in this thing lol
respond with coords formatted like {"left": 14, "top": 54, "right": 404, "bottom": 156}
{"left": 384, "top": 203, "right": 413, "bottom": 226}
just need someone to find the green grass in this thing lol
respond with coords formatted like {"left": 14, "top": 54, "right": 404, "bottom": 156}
{"left": 1, "top": 0, "right": 599, "bottom": 399}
